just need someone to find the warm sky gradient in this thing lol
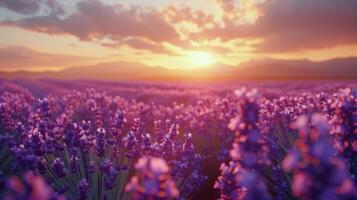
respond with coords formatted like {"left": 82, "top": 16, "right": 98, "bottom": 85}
{"left": 0, "top": 0, "right": 357, "bottom": 71}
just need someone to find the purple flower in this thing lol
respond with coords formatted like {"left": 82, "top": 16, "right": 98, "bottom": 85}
{"left": 125, "top": 157, "right": 179, "bottom": 199}
{"left": 87, "top": 161, "right": 96, "bottom": 174}
{"left": 51, "top": 158, "right": 66, "bottom": 178}
{"left": 214, "top": 162, "right": 242, "bottom": 200}
{"left": 77, "top": 179, "right": 89, "bottom": 200}
{"left": 284, "top": 114, "right": 355, "bottom": 200}
{"left": 217, "top": 88, "right": 272, "bottom": 200}
{"left": 4, "top": 171, "right": 63, "bottom": 200}
{"left": 70, "top": 154, "right": 79, "bottom": 174}
{"left": 95, "top": 127, "right": 106, "bottom": 157}
{"left": 329, "top": 89, "right": 357, "bottom": 171}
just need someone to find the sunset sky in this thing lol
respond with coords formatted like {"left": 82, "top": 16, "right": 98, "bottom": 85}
{"left": 0, "top": 0, "right": 357, "bottom": 71}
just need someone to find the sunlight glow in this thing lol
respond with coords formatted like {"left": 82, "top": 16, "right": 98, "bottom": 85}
{"left": 187, "top": 51, "right": 215, "bottom": 67}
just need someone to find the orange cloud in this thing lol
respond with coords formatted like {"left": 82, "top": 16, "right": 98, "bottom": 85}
{"left": 195, "top": 0, "right": 357, "bottom": 52}
{"left": 163, "top": 5, "right": 215, "bottom": 28}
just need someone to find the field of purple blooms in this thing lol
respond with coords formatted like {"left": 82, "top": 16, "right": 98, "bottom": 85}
{"left": 0, "top": 79, "right": 356, "bottom": 200}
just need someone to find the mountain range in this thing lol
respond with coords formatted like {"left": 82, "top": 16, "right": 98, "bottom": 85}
{"left": 1, "top": 57, "right": 356, "bottom": 81}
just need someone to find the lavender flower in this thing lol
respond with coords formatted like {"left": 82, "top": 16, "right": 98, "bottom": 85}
{"left": 216, "top": 88, "right": 272, "bottom": 200}
{"left": 283, "top": 114, "right": 355, "bottom": 200}
{"left": 77, "top": 179, "right": 89, "bottom": 200}
{"left": 51, "top": 158, "right": 66, "bottom": 178}
{"left": 214, "top": 162, "right": 241, "bottom": 200}
{"left": 125, "top": 157, "right": 179, "bottom": 199}
{"left": 4, "top": 171, "right": 63, "bottom": 200}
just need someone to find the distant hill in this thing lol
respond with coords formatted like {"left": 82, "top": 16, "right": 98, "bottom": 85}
{"left": 1, "top": 57, "right": 357, "bottom": 81}
{"left": 234, "top": 57, "right": 357, "bottom": 79}
{"left": 0, "top": 61, "right": 172, "bottom": 80}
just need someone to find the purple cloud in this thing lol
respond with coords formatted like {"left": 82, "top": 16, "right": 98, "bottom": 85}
{"left": 0, "top": 0, "right": 41, "bottom": 15}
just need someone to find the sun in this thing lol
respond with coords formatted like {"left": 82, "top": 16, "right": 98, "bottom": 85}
{"left": 187, "top": 51, "right": 215, "bottom": 67}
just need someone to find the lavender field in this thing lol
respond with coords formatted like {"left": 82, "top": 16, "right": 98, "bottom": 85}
{"left": 1, "top": 0, "right": 357, "bottom": 199}
{"left": 0, "top": 79, "right": 355, "bottom": 200}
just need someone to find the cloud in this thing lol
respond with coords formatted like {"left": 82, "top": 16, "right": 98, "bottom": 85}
{"left": 0, "top": 0, "right": 66, "bottom": 16}
{"left": 195, "top": 0, "right": 357, "bottom": 52}
{"left": 0, "top": 0, "right": 41, "bottom": 15}
{"left": 1, "top": 0, "right": 357, "bottom": 54}
{"left": 102, "top": 37, "right": 176, "bottom": 55}
{"left": 0, "top": 0, "right": 179, "bottom": 44}
{"left": 214, "top": 0, "right": 235, "bottom": 13}
{"left": 46, "top": 0, "right": 66, "bottom": 16}
{"left": 0, "top": 46, "right": 93, "bottom": 70}
{"left": 163, "top": 5, "right": 215, "bottom": 28}
{"left": 253, "top": 0, "right": 357, "bottom": 52}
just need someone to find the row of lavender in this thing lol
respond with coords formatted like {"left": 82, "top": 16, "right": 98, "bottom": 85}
{"left": 216, "top": 87, "right": 357, "bottom": 200}
{"left": 0, "top": 81, "right": 356, "bottom": 199}
{"left": 0, "top": 83, "right": 208, "bottom": 200}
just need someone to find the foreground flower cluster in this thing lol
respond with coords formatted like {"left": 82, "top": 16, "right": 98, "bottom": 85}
{"left": 0, "top": 80, "right": 356, "bottom": 200}
{"left": 215, "top": 87, "right": 357, "bottom": 200}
